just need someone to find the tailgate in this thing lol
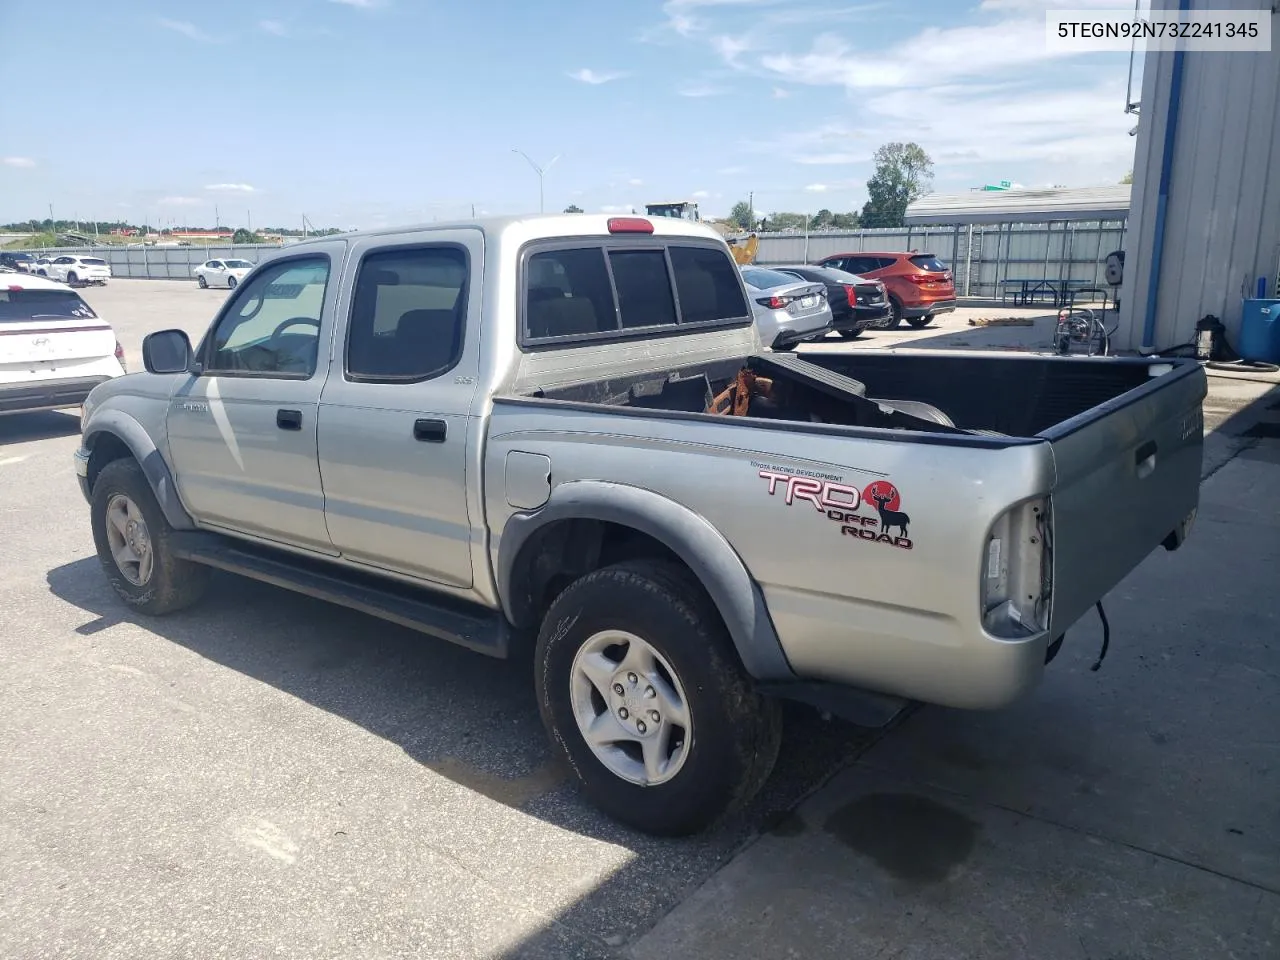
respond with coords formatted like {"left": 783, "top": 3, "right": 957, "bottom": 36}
{"left": 1044, "top": 363, "right": 1206, "bottom": 637}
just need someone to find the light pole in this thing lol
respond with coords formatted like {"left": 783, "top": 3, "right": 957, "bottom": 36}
{"left": 511, "top": 149, "right": 560, "bottom": 214}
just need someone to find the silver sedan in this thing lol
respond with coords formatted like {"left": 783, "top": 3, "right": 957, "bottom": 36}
{"left": 739, "top": 266, "right": 832, "bottom": 350}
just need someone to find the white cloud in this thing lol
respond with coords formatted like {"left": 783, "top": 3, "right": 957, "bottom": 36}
{"left": 804, "top": 183, "right": 828, "bottom": 192}
{"left": 711, "top": 34, "right": 754, "bottom": 68}
{"left": 600, "top": 204, "right": 639, "bottom": 214}
{"left": 3, "top": 156, "right": 36, "bottom": 168}
{"left": 259, "top": 19, "right": 288, "bottom": 36}
{"left": 627, "top": 178, "right": 645, "bottom": 186}
{"left": 772, "top": 87, "right": 789, "bottom": 98}
{"left": 679, "top": 83, "right": 727, "bottom": 97}
{"left": 205, "top": 183, "right": 257, "bottom": 193}
{"left": 159, "top": 196, "right": 204, "bottom": 207}
{"left": 568, "top": 68, "right": 627, "bottom": 85}
{"left": 158, "top": 19, "right": 215, "bottom": 42}
{"left": 691, "top": 190, "right": 711, "bottom": 198}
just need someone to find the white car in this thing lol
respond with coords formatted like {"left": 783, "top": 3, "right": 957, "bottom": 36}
{"left": 31, "top": 256, "right": 54, "bottom": 276}
{"left": 45, "top": 255, "right": 112, "bottom": 286}
{"left": 0, "top": 274, "right": 126, "bottom": 416}
{"left": 193, "top": 258, "right": 254, "bottom": 289}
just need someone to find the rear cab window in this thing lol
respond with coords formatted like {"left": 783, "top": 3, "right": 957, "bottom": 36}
{"left": 521, "top": 237, "right": 749, "bottom": 346}
{"left": 0, "top": 289, "right": 98, "bottom": 322}
{"left": 909, "top": 255, "right": 949, "bottom": 273}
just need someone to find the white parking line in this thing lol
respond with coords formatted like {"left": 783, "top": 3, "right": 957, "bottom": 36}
{"left": 0, "top": 455, "right": 29, "bottom": 467}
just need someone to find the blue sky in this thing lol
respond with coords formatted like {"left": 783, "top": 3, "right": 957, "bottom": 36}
{"left": 0, "top": 0, "right": 1141, "bottom": 230}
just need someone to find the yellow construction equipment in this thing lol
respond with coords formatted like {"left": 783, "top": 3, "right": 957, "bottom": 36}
{"left": 645, "top": 200, "right": 758, "bottom": 265}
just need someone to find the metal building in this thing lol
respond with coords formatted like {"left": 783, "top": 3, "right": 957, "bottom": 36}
{"left": 1116, "top": 1, "right": 1280, "bottom": 353}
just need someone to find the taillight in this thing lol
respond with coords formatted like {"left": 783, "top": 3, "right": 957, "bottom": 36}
{"left": 905, "top": 274, "right": 933, "bottom": 285}
{"left": 844, "top": 284, "right": 858, "bottom": 307}
{"left": 114, "top": 340, "right": 126, "bottom": 372}
{"left": 756, "top": 295, "right": 791, "bottom": 309}
{"left": 982, "top": 496, "right": 1052, "bottom": 639}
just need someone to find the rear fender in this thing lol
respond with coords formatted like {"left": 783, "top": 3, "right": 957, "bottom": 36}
{"left": 496, "top": 480, "right": 795, "bottom": 682}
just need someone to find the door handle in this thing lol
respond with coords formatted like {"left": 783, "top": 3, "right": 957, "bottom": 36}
{"left": 413, "top": 418, "right": 447, "bottom": 443}
{"left": 1135, "top": 440, "right": 1158, "bottom": 478}
{"left": 276, "top": 409, "right": 303, "bottom": 431}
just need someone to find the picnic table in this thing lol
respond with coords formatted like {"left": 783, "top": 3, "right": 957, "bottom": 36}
{"left": 999, "top": 278, "right": 1110, "bottom": 311}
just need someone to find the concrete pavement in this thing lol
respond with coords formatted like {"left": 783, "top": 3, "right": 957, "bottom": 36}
{"left": 628, "top": 395, "right": 1280, "bottom": 960}
{"left": 2, "top": 279, "right": 1278, "bottom": 958}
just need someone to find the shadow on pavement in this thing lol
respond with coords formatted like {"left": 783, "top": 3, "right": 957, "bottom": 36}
{"left": 0, "top": 409, "right": 80, "bottom": 446}
{"left": 46, "top": 555, "right": 896, "bottom": 957}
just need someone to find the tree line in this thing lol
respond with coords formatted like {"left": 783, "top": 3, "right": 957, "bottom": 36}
{"left": 727, "top": 142, "right": 934, "bottom": 233}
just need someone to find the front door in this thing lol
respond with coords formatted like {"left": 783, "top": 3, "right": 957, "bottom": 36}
{"left": 317, "top": 231, "right": 481, "bottom": 588}
{"left": 166, "top": 246, "right": 345, "bottom": 554}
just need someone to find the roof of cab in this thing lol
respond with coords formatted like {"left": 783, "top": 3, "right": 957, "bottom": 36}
{"left": 282, "top": 213, "right": 726, "bottom": 249}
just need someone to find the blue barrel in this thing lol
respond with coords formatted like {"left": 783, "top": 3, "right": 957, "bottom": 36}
{"left": 1238, "top": 299, "right": 1280, "bottom": 363}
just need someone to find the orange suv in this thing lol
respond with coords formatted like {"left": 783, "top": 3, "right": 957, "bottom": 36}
{"left": 816, "top": 251, "right": 956, "bottom": 328}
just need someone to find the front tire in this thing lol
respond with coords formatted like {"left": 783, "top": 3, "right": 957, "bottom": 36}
{"left": 67, "top": 271, "right": 78, "bottom": 285}
{"left": 197, "top": 275, "right": 208, "bottom": 288}
{"left": 836, "top": 328, "right": 861, "bottom": 340}
{"left": 907, "top": 313, "right": 932, "bottom": 329}
{"left": 535, "top": 560, "right": 782, "bottom": 836}
{"left": 90, "top": 458, "right": 208, "bottom": 616}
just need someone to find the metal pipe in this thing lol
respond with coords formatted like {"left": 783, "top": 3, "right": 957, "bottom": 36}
{"left": 1140, "top": 0, "right": 1190, "bottom": 351}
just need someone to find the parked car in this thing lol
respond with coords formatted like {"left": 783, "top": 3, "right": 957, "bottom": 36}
{"left": 816, "top": 251, "right": 956, "bottom": 328}
{"left": 31, "top": 256, "right": 54, "bottom": 276}
{"left": 739, "top": 265, "right": 832, "bottom": 349}
{"left": 45, "top": 255, "right": 111, "bottom": 286}
{"left": 0, "top": 273, "right": 125, "bottom": 415}
{"left": 769, "top": 263, "right": 890, "bottom": 339}
{"left": 0, "top": 252, "right": 36, "bottom": 273}
{"left": 193, "top": 258, "right": 254, "bottom": 289}
{"left": 75, "top": 214, "right": 1205, "bottom": 837}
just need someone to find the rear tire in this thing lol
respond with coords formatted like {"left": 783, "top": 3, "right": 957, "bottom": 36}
{"left": 907, "top": 314, "right": 932, "bottom": 329}
{"left": 534, "top": 560, "right": 782, "bottom": 836}
{"left": 837, "top": 329, "right": 861, "bottom": 340}
{"left": 197, "top": 275, "right": 208, "bottom": 288}
{"left": 887, "top": 297, "right": 904, "bottom": 328}
{"left": 90, "top": 458, "right": 208, "bottom": 616}
{"left": 227, "top": 275, "right": 237, "bottom": 290}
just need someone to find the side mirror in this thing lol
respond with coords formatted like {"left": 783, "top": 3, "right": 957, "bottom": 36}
{"left": 142, "top": 329, "right": 195, "bottom": 374}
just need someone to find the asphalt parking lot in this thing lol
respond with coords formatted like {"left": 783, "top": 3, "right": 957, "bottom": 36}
{"left": 2, "top": 279, "right": 1278, "bottom": 958}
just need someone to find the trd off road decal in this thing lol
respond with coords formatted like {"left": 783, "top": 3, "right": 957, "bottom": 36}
{"left": 757, "top": 469, "right": 913, "bottom": 550}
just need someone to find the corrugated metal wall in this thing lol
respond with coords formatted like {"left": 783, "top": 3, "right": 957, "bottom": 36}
{"left": 1118, "top": 2, "right": 1280, "bottom": 351}
{"left": 13, "top": 243, "right": 283, "bottom": 280}
{"left": 753, "top": 222, "right": 1126, "bottom": 298}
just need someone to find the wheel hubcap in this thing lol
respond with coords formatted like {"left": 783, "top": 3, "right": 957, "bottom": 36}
{"left": 105, "top": 494, "right": 154, "bottom": 586}
{"left": 569, "top": 630, "right": 693, "bottom": 786}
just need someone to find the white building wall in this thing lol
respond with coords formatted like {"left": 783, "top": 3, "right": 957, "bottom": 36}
{"left": 1117, "top": 1, "right": 1280, "bottom": 353}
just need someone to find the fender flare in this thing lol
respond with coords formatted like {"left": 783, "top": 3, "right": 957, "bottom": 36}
{"left": 495, "top": 480, "right": 795, "bottom": 682}
{"left": 84, "top": 410, "right": 195, "bottom": 530}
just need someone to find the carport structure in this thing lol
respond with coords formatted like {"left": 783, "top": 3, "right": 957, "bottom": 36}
{"left": 904, "top": 185, "right": 1131, "bottom": 305}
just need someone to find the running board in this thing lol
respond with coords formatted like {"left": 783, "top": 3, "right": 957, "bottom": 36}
{"left": 170, "top": 532, "right": 510, "bottom": 658}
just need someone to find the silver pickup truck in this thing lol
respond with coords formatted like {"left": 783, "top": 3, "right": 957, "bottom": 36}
{"left": 74, "top": 214, "right": 1206, "bottom": 836}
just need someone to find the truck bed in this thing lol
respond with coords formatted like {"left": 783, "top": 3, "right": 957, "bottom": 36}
{"left": 501, "top": 349, "right": 1205, "bottom": 687}
{"left": 518, "top": 349, "right": 1180, "bottom": 443}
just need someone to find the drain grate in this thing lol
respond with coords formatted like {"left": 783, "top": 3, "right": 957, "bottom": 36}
{"left": 1242, "top": 421, "right": 1280, "bottom": 439}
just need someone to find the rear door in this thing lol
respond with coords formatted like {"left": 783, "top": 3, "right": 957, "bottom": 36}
{"left": 0, "top": 287, "right": 115, "bottom": 385}
{"left": 1044, "top": 364, "right": 1206, "bottom": 636}
{"left": 317, "top": 231, "right": 481, "bottom": 588}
